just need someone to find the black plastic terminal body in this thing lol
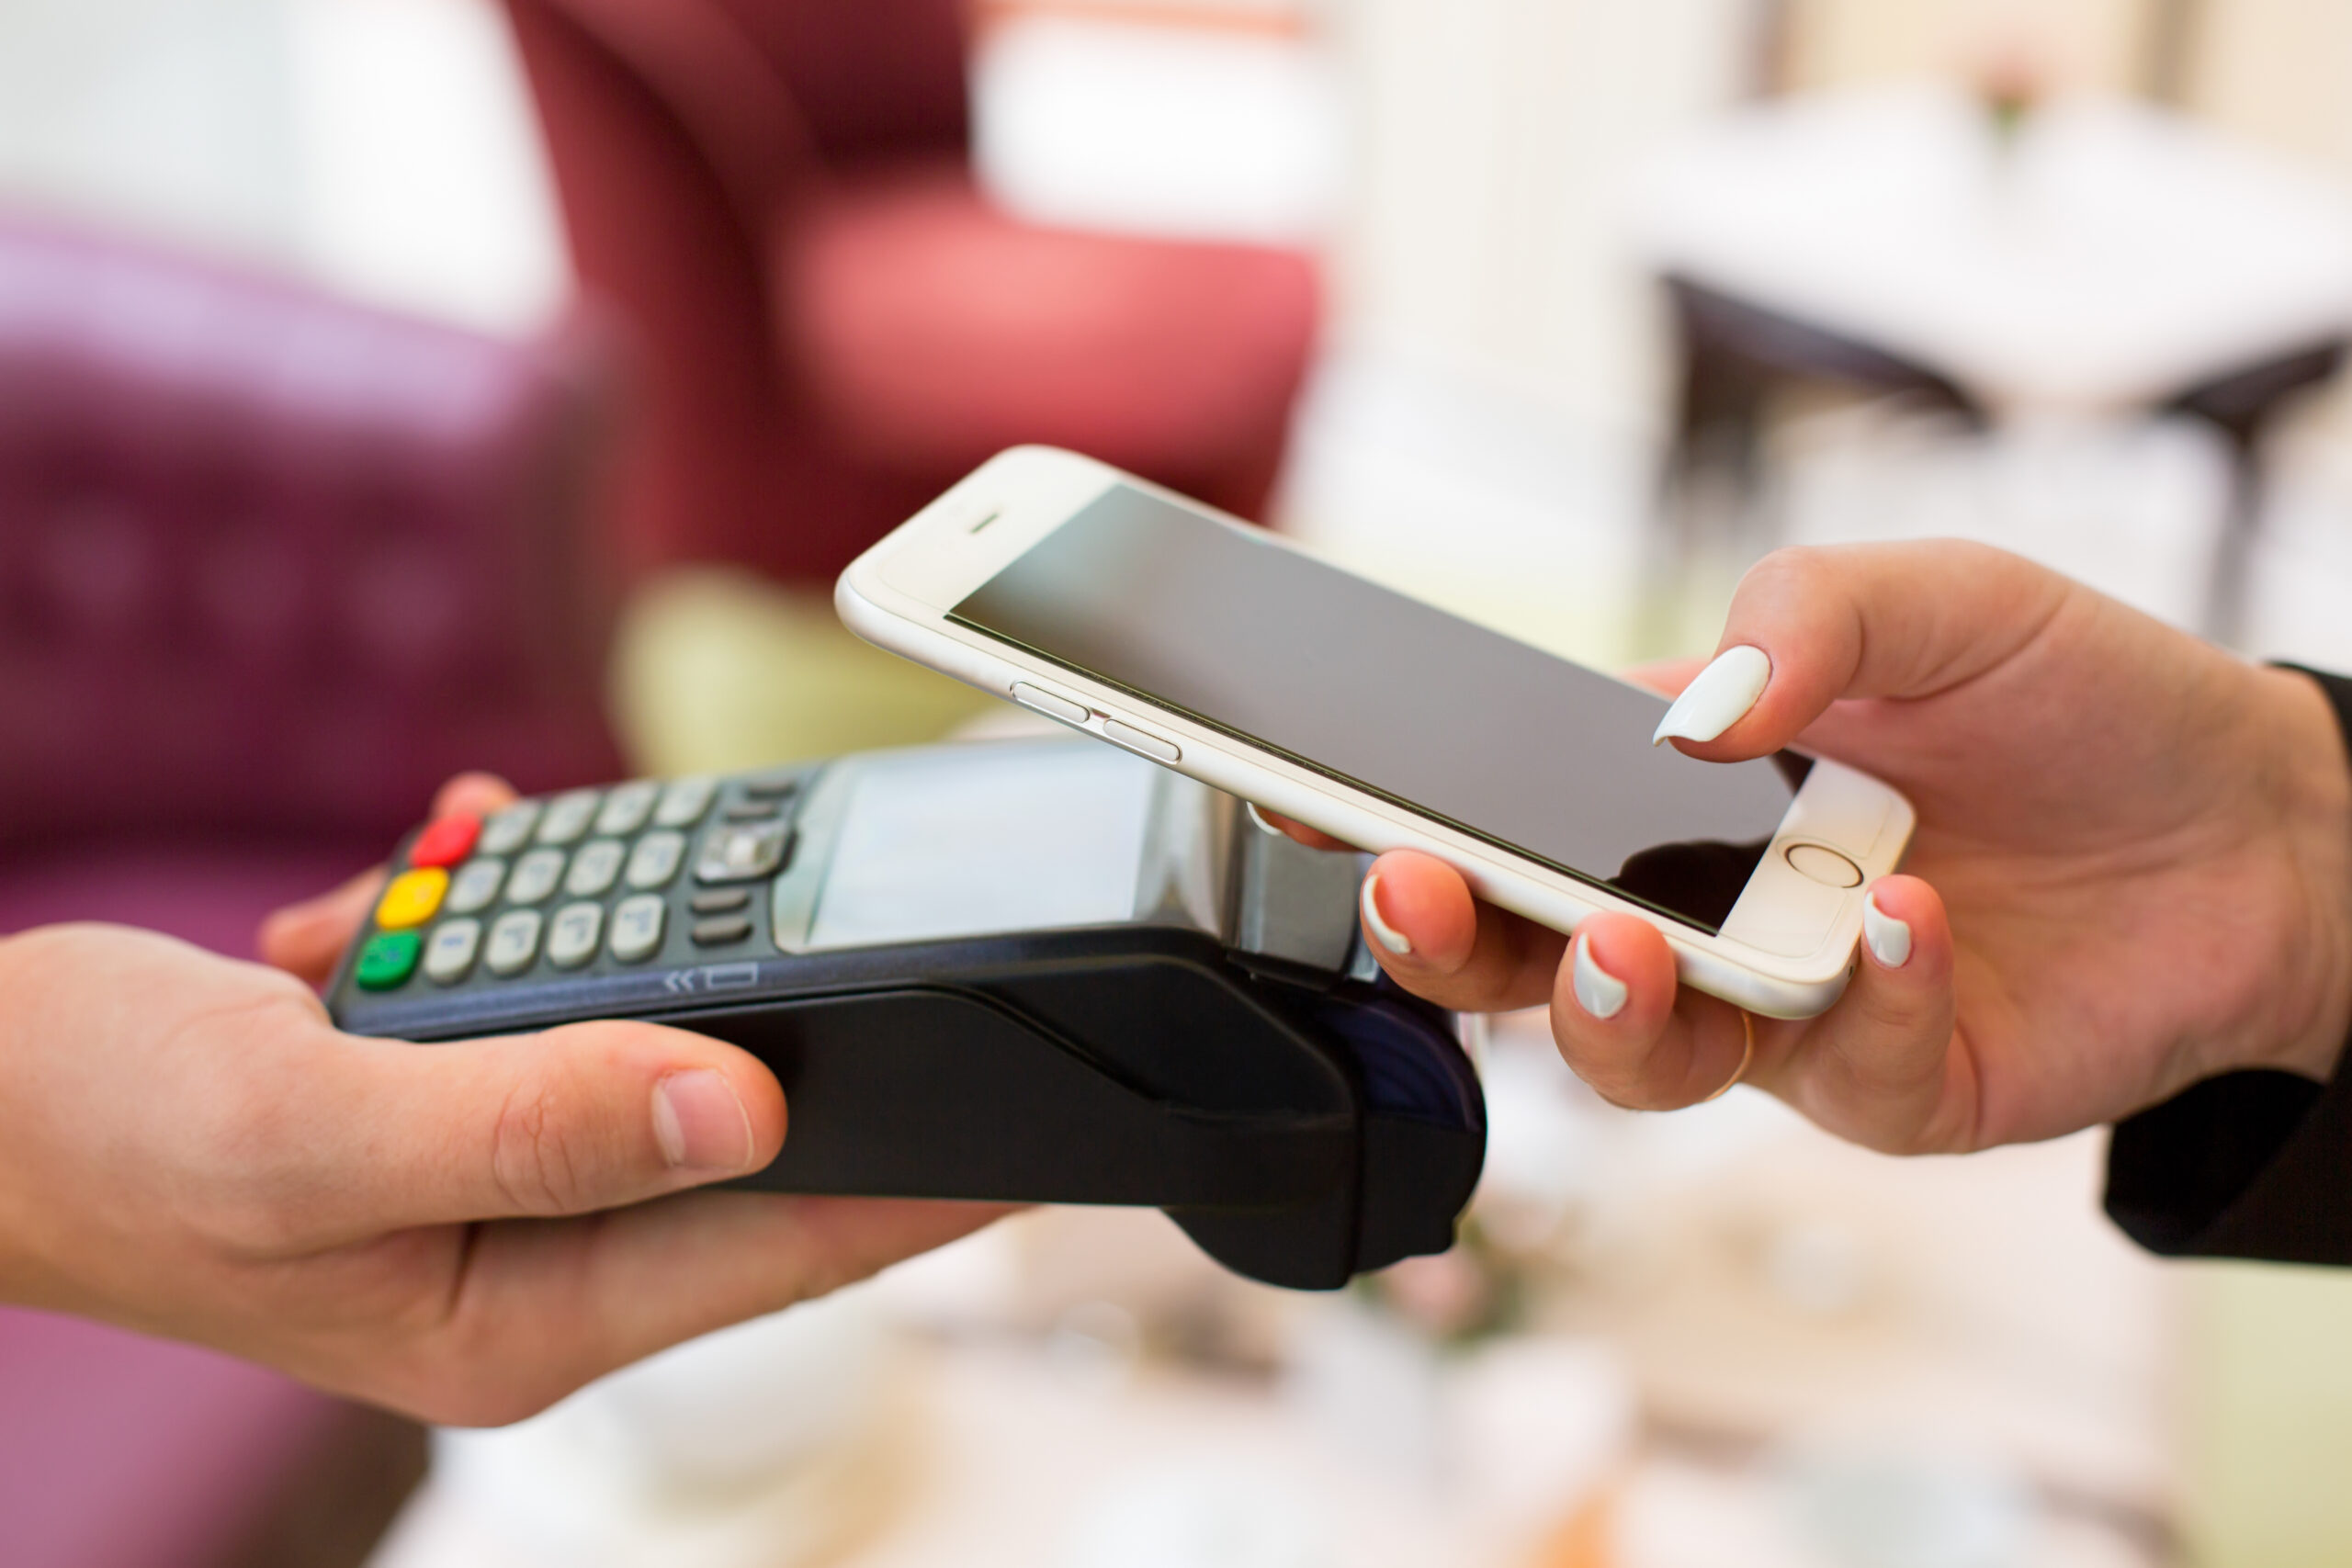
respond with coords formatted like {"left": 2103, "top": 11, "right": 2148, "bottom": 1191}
{"left": 331, "top": 837, "right": 1485, "bottom": 1292}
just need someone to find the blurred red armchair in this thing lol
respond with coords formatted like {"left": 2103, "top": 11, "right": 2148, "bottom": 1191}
{"left": 503, "top": 0, "right": 1322, "bottom": 586}
{"left": 0, "top": 222, "right": 622, "bottom": 957}
{"left": 0, "top": 215, "right": 621, "bottom": 1568}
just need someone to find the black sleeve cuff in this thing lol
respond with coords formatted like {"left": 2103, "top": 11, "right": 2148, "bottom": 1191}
{"left": 2101, "top": 663, "right": 2352, "bottom": 1264}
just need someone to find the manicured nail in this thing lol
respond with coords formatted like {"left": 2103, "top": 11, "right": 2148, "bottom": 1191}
{"left": 1571, "top": 932, "right": 1628, "bottom": 1020}
{"left": 1862, "top": 890, "right": 1913, "bottom": 969}
{"left": 1361, "top": 872, "right": 1412, "bottom": 956}
{"left": 1653, "top": 645, "right": 1771, "bottom": 746}
{"left": 653, "top": 1069, "right": 755, "bottom": 1171}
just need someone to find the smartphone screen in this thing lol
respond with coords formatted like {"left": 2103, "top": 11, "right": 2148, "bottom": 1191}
{"left": 951, "top": 484, "right": 1809, "bottom": 931}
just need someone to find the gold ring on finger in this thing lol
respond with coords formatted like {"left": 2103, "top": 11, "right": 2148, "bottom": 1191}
{"left": 1701, "top": 1009, "right": 1756, "bottom": 1103}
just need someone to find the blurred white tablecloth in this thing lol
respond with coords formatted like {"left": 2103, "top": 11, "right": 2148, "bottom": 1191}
{"left": 1635, "top": 83, "right": 2352, "bottom": 414}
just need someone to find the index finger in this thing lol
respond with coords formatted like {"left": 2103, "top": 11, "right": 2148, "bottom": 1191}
{"left": 258, "top": 773, "right": 523, "bottom": 982}
{"left": 430, "top": 772, "right": 523, "bottom": 822}
{"left": 1666, "top": 541, "right": 2071, "bottom": 761}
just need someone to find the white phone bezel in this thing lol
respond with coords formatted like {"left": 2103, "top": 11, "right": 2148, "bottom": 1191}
{"left": 836, "top": 446, "right": 1916, "bottom": 1019}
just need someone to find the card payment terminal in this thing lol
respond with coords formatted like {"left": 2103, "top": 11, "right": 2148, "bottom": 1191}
{"left": 327, "top": 739, "right": 1485, "bottom": 1289}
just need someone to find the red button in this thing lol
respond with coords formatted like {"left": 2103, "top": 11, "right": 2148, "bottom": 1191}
{"left": 409, "top": 814, "right": 481, "bottom": 869}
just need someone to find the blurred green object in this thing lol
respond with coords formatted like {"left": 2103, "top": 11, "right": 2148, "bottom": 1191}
{"left": 611, "top": 569, "right": 996, "bottom": 777}
{"left": 2188, "top": 1263, "right": 2352, "bottom": 1567}
{"left": 355, "top": 931, "right": 423, "bottom": 991}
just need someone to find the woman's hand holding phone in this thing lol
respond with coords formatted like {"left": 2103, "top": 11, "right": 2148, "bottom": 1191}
{"left": 1309, "top": 540, "right": 2352, "bottom": 1156}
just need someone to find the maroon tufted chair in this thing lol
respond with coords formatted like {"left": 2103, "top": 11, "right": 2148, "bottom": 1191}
{"left": 502, "top": 0, "right": 1321, "bottom": 588}
{"left": 0, "top": 218, "right": 622, "bottom": 952}
{"left": 0, "top": 216, "right": 624, "bottom": 1568}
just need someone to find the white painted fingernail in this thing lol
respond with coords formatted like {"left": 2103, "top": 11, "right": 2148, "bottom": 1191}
{"left": 1862, "top": 890, "right": 1913, "bottom": 969}
{"left": 1361, "top": 872, "right": 1412, "bottom": 956}
{"left": 1571, "top": 932, "right": 1628, "bottom": 1020}
{"left": 1653, "top": 645, "right": 1771, "bottom": 746}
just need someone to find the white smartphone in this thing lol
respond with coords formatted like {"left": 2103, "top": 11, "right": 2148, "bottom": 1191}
{"left": 836, "top": 447, "right": 1913, "bottom": 1018}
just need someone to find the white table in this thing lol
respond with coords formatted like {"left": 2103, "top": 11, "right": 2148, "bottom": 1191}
{"left": 1634, "top": 83, "right": 2352, "bottom": 639}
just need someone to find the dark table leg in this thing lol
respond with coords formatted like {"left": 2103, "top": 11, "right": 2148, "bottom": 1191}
{"left": 1653, "top": 276, "right": 1987, "bottom": 650}
{"left": 2163, "top": 339, "right": 2347, "bottom": 648}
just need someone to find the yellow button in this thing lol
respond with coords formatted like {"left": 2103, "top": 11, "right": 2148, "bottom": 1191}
{"left": 376, "top": 867, "right": 449, "bottom": 930}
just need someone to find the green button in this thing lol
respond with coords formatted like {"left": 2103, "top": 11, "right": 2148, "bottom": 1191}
{"left": 355, "top": 931, "right": 422, "bottom": 990}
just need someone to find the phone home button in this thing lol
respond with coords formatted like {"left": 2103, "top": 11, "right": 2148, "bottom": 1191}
{"left": 1784, "top": 841, "right": 1862, "bottom": 888}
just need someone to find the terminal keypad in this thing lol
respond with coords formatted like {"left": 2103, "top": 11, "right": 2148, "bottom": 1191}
{"left": 347, "top": 770, "right": 807, "bottom": 998}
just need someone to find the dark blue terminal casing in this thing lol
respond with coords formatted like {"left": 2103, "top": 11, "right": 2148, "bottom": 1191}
{"left": 326, "top": 739, "right": 1485, "bottom": 1290}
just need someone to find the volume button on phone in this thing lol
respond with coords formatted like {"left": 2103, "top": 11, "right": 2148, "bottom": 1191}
{"left": 1102, "top": 719, "right": 1180, "bottom": 762}
{"left": 1011, "top": 682, "right": 1091, "bottom": 727}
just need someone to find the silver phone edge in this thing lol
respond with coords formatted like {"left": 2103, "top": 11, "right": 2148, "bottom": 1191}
{"left": 836, "top": 565, "right": 1901, "bottom": 1021}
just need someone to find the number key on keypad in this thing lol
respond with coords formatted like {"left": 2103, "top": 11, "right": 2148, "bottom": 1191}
{"left": 537, "top": 790, "right": 601, "bottom": 845}
{"left": 506, "top": 848, "right": 566, "bottom": 905}
{"left": 485, "top": 910, "right": 542, "bottom": 976}
{"left": 609, "top": 894, "right": 665, "bottom": 963}
{"left": 424, "top": 919, "right": 481, "bottom": 985}
{"left": 654, "top": 775, "right": 717, "bottom": 829}
{"left": 547, "top": 902, "right": 603, "bottom": 969}
{"left": 566, "top": 839, "right": 626, "bottom": 897}
{"left": 625, "top": 830, "right": 685, "bottom": 890}
{"left": 447, "top": 857, "right": 505, "bottom": 914}
{"left": 479, "top": 801, "right": 540, "bottom": 856}
{"left": 595, "top": 781, "right": 661, "bottom": 837}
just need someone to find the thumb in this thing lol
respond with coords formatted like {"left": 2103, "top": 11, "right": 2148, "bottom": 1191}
{"left": 1654, "top": 541, "right": 2072, "bottom": 761}
{"left": 292, "top": 1021, "right": 786, "bottom": 1246}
